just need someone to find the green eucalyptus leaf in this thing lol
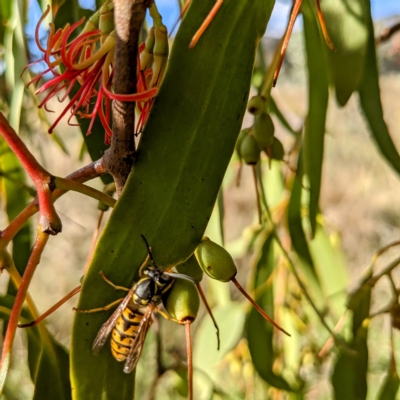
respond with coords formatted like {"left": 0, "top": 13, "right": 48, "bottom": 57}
{"left": 287, "top": 155, "right": 322, "bottom": 298}
{"left": 247, "top": 233, "right": 292, "bottom": 391}
{"left": 377, "top": 363, "right": 400, "bottom": 400}
{"left": 71, "top": 0, "right": 274, "bottom": 399}
{"left": 0, "top": 296, "right": 71, "bottom": 399}
{"left": 332, "top": 287, "right": 370, "bottom": 400}
{"left": 321, "top": 0, "right": 368, "bottom": 106}
{"left": 308, "top": 223, "right": 348, "bottom": 317}
{"left": 302, "top": 0, "right": 329, "bottom": 237}
{"left": 33, "top": 337, "right": 71, "bottom": 400}
{"left": 358, "top": 0, "right": 400, "bottom": 175}
{"left": 194, "top": 302, "right": 246, "bottom": 376}
{"left": 268, "top": 97, "right": 298, "bottom": 137}
{"left": 332, "top": 321, "right": 369, "bottom": 400}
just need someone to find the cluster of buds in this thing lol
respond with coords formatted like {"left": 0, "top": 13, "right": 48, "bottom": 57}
{"left": 26, "top": 1, "right": 168, "bottom": 143}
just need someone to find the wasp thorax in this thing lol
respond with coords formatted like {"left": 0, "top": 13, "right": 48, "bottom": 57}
{"left": 194, "top": 237, "right": 237, "bottom": 282}
{"left": 254, "top": 112, "right": 275, "bottom": 148}
{"left": 164, "top": 279, "right": 200, "bottom": 323}
{"left": 247, "top": 95, "right": 266, "bottom": 115}
{"left": 240, "top": 133, "right": 261, "bottom": 165}
{"left": 176, "top": 254, "right": 203, "bottom": 283}
{"left": 133, "top": 278, "right": 158, "bottom": 305}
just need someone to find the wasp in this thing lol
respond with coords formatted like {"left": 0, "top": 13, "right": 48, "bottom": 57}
{"left": 75, "top": 235, "right": 196, "bottom": 374}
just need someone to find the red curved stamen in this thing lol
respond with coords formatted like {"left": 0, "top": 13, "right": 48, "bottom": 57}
{"left": 103, "top": 86, "right": 158, "bottom": 102}
{"left": 60, "top": 17, "right": 86, "bottom": 69}
{"left": 66, "top": 30, "right": 101, "bottom": 67}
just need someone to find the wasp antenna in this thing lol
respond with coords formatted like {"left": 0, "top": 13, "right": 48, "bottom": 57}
{"left": 140, "top": 234, "right": 155, "bottom": 265}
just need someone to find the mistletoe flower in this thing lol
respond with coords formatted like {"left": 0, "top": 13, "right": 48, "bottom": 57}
{"left": 26, "top": 3, "right": 164, "bottom": 143}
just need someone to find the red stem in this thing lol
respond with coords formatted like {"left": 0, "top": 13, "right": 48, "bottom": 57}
{"left": 0, "top": 113, "right": 61, "bottom": 234}
{"left": 0, "top": 230, "right": 49, "bottom": 392}
{"left": 231, "top": 277, "right": 291, "bottom": 337}
{"left": 251, "top": 165, "right": 262, "bottom": 224}
{"left": 1, "top": 159, "right": 105, "bottom": 244}
{"left": 185, "top": 321, "right": 193, "bottom": 400}
{"left": 196, "top": 283, "right": 220, "bottom": 350}
{"left": 273, "top": 0, "right": 303, "bottom": 87}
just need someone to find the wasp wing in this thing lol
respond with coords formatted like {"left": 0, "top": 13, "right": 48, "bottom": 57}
{"left": 92, "top": 288, "right": 135, "bottom": 354}
{"left": 123, "top": 306, "right": 154, "bottom": 374}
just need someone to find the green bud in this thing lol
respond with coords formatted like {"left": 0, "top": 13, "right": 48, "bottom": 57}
{"left": 97, "top": 201, "right": 109, "bottom": 212}
{"left": 247, "top": 95, "right": 266, "bottom": 115}
{"left": 99, "top": 1, "right": 115, "bottom": 39}
{"left": 235, "top": 128, "right": 251, "bottom": 159}
{"left": 253, "top": 113, "right": 275, "bottom": 148}
{"left": 269, "top": 137, "right": 284, "bottom": 160}
{"left": 164, "top": 279, "right": 200, "bottom": 322}
{"left": 140, "top": 27, "right": 155, "bottom": 71}
{"left": 153, "top": 25, "right": 168, "bottom": 56}
{"left": 150, "top": 25, "right": 169, "bottom": 88}
{"left": 176, "top": 254, "right": 203, "bottom": 283}
{"left": 240, "top": 133, "right": 261, "bottom": 165}
{"left": 194, "top": 237, "right": 237, "bottom": 282}
{"left": 0, "top": 248, "right": 13, "bottom": 271}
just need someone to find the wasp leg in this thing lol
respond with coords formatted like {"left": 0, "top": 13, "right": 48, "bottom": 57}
{"left": 99, "top": 271, "right": 130, "bottom": 291}
{"left": 153, "top": 307, "right": 181, "bottom": 324}
{"left": 73, "top": 298, "right": 124, "bottom": 313}
{"left": 189, "top": 0, "right": 224, "bottom": 48}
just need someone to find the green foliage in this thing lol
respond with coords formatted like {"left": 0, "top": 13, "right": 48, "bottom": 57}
{"left": 0, "top": 0, "right": 400, "bottom": 399}
{"left": 71, "top": 0, "right": 272, "bottom": 398}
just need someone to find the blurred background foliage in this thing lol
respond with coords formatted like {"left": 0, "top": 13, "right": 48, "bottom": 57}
{"left": 0, "top": 0, "right": 400, "bottom": 399}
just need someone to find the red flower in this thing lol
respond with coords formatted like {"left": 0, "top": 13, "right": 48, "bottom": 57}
{"left": 26, "top": 5, "right": 159, "bottom": 144}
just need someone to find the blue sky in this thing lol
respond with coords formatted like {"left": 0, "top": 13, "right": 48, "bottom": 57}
{"left": 76, "top": 0, "right": 400, "bottom": 38}
{"left": 26, "top": 0, "right": 400, "bottom": 67}
{"left": 53, "top": 0, "right": 400, "bottom": 38}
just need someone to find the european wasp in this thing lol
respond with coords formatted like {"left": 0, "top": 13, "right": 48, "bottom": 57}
{"left": 75, "top": 235, "right": 197, "bottom": 373}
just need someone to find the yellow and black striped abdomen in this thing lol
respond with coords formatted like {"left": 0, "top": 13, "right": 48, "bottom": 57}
{"left": 111, "top": 306, "right": 143, "bottom": 362}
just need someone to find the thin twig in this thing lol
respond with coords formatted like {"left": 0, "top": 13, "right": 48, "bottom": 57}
{"left": 369, "top": 255, "right": 400, "bottom": 286}
{"left": 0, "top": 230, "right": 49, "bottom": 392}
{"left": 256, "top": 170, "right": 336, "bottom": 338}
{"left": 185, "top": 321, "right": 193, "bottom": 400}
{"left": 196, "top": 283, "right": 220, "bottom": 350}
{"left": 1, "top": 159, "right": 106, "bottom": 244}
{"left": 54, "top": 177, "right": 116, "bottom": 207}
{"left": 376, "top": 22, "right": 400, "bottom": 43}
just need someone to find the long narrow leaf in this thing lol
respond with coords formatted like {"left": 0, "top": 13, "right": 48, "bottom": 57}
{"left": 302, "top": 0, "right": 329, "bottom": 237}
{"left": 247, "top": 232, "right": 292, "bottom": 391}
{"left": 71, "top": 1, "right": 274, "bottom": 399}
{"left": 358, "top": 0, "right": 400, "bottom": 175}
